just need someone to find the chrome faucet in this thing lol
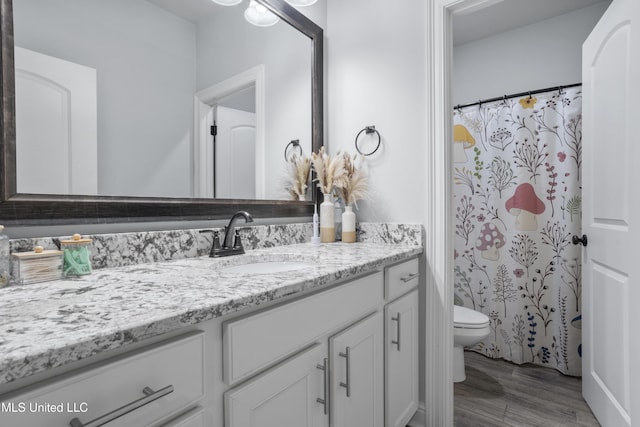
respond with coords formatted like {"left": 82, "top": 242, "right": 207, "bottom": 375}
{"left": 200, "top": 211, "right": 254, "bottom": 258}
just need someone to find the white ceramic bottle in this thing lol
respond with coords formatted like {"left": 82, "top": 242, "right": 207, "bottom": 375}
{"left": 320, "top": 193, "right": 335, "bottom": 243}
{"left": 342, "top": 206, "right": 356, "bottom": 243}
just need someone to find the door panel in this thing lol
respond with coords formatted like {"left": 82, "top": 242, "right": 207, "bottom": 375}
{"left": 14, "top": 47, "right": 98, "bottom": 195}
{"left": 215, "top": 106, "right": 256, "bottom": 199}
{"left": 330, "top": 312, "right": 383, "bottom": 427}
{"left": 385, "top": 289, "right": 419, "bottom": 427}
{"left": 582, "top": 0, "right": 638, "bottom": 424}
{"left": 224, "top": 344, "right": 326, "bottom": 427}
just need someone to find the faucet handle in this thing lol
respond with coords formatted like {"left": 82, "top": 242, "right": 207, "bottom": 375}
{"left": 199, "top": 229, "right": 222, "bottom": 257}
{"left": 233, "top": 230, "right": 243, "bottom": 250}
{"left": 212, "top": 231, "right": 222, "bottom": 250}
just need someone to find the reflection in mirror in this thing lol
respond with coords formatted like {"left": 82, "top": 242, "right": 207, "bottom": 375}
{"left": 12, "top": 0, "right": 312, "bottom": 200}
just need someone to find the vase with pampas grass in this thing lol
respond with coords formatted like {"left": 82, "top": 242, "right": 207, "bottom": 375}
{"left": 311, "top": 147, "right": 346, "bottom": 242}
{"left": 284, "top": 154, "right": 311, "bottom": 201}
{"left": 336, "top": 153, "right": 369, "bottom": 243}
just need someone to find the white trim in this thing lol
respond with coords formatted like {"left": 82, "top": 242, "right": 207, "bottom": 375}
{"left": 425, "top": 1, "right": 497, "bottom": 425}
{"left": 193, "top": 65, "right": 266, "bottom": 198}
{"left": 407, "top": 404, "right": 427, "bottom": 427}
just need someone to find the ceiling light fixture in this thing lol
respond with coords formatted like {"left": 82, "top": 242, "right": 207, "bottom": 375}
{"left": 210, "top": 0, "right": 243, "bottom": 5}
{"left": 284, "top": 0, "right": 318, "bottom": 6}
{"left": 244, "top": 1, "right": 279, "bottom": 27}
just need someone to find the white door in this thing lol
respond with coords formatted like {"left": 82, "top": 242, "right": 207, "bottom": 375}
{"left": 215, "top": 106, "right": 256, "bottom": 199}
{"left": 385, "top": 289, "right": 419, "bottom": 427}
{"left": 224, "top": 344, "right": 327, "bottom": 427}
{"left": 14, "top": 47, "right": 98, "bottom": 195}
{"left": 330, "top": 312, "right": 383, "bottom": 427}
{"left": 582, "top": 0, "right": 639, "bottom": 425}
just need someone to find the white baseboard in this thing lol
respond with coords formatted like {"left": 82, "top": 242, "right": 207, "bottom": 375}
{"left": 407, "top": 404, "right": 427, "bottom": 427}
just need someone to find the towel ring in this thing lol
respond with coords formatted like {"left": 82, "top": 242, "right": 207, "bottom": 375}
{"left": 284, "top": 139, "right": 302, "bottom": 161}
{"left": 355, "top": 126, "right": 381, "bottom": 156}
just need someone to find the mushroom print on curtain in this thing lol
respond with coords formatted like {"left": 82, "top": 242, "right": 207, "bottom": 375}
{"left": 453, "top": 86, "right": 582, "bottom": 376}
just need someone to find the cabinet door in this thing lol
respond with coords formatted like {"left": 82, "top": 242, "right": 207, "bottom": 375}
{"left": 225, "top": 343, "right": 327, "bottom": 427}
{"left": 385, "top": 289, "right": 419, "bottom": 427}
{"left": 330, "top": 311, "right": 383, "bottom": 427}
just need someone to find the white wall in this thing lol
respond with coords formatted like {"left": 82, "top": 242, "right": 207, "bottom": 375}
{"left": 13, "top": 0, "right": 197, "bottom": 198}
{"left": 326, "top": 0, "right": 426, "bottom": 223}
{"left": 452, "top": 2, "right": 610, "bottom": 105}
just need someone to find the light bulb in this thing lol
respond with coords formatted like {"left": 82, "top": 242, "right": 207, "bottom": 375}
{"left": 244, "top": 0, "right": 279, "bottom": 27}
{"left": 285, "top": 0, "right": 318, "bottom": 6}
{"left": 210, "top": 0, "right": 242, "bottom": 6}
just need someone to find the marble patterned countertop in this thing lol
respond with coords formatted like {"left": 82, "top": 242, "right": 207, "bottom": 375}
{"left": 0, "top": 242, "right": 422, "bottom": 387}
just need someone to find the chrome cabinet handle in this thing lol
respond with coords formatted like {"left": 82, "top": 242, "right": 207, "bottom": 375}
{"left": 400, "top": 273, "right": 419, "bottom": 283}
{"left": 316, "top": 358, "right": 329, "bottom": 415}
{"left": 69, "top": 385, "right": 174, "bottom": 427}
{"left": 391, "top": 313, "right": 401, "bottom": 351}
{"left": 339, "top": 347, "right": 351, "bottom": 397}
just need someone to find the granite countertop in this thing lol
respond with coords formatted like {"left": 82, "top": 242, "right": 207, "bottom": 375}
{"left": 0, "top": 242, "right": 422, "bottom": 387}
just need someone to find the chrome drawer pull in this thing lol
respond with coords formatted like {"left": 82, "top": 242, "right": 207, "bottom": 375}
{"left": 69, "top": 384, "right": 174, "bottom": 427}
{"left": 391, "top": 313, "right": 401, "bottom": 351}
{"left": 339, "top": 347, "right": 351, "bottom": 397}
{"left": 316, "top": 358, "right": 329, "bottom": 415}
{"left": 400, "top": 273, "right": 419, "bottom": 283}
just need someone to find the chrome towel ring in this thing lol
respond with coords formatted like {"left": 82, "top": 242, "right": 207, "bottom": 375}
{"left": 355, "top": 125, "right": 381, "bottom": 156}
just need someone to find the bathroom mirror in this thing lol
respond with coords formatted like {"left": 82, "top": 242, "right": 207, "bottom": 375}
{"left": 0, "top": 0, "right": 323, "bottom": 224}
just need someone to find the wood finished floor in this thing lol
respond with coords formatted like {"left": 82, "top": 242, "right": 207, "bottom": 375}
{"left": 454, "top": 351, "right": 601, "bottom": 427}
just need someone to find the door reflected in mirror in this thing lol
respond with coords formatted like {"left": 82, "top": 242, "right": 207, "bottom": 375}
{"left": 13, "top": 0, "right": 312, "bottom": 200}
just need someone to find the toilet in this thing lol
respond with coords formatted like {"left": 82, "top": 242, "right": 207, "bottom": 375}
{"left": 453, "top": 305, "right": 490, "bottom": 382}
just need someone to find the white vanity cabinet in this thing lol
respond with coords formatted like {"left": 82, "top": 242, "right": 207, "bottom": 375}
{"left": 384, "top": 258, "right": 420, "bottom": 427}
{"left": 0, "top": 256, "right": 421, "bottom": 427}
{"left": 223, "top": 258, "right": 419, "bottom": 427}
{"left": 225, "top": 311, "right": 385, "bottom": 427}
{"left": 0, "top": 331, "right": 205, "bottom": 427}
{"left": 223, "top": 271, "right": 385, "bottom": 427}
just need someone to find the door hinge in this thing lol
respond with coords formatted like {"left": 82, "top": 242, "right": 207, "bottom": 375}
{"left": 210, "top": 124, "right": 217, "bottom": 136}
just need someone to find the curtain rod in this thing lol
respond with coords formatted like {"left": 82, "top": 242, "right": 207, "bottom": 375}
{"left": 454, "top": 82, "right": 582, "bottom": 110}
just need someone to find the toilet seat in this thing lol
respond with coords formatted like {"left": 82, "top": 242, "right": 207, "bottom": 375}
{"left": 454, "top": 305, "right": 489, "bottom": 329}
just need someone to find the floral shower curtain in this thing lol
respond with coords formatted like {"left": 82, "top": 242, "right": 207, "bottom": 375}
{"left": 453, "top": 86, "right": 582, "bottom": 376}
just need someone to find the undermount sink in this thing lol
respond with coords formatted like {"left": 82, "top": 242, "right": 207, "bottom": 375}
{"left": 219, "top": 261, "right": 316, "bottom": 274}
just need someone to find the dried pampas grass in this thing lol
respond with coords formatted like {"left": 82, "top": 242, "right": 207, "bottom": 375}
{"left": 284, "top": 154, "right": 311, "bottom": 200}
{"left": 311, "top": 146, "right": 346, "bottom": 194}
{"left": 336, "top": 153, "right": 370, "bottom": 207}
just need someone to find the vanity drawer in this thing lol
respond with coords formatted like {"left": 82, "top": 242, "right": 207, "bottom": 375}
{"left": 223, "top": 271, "right": 383, "bottom": 385}
{"left": 0, "top": 331, "right": 205, "bottom": 427}
{"left": 386, "top": 258, "right": 419, "bottom": 301}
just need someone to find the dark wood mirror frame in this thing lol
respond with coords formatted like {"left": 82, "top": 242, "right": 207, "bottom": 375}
{"left": 0, "top": 0, "right": 322, "bottom": 225}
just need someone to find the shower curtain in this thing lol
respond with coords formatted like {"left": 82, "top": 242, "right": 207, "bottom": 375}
{"left": 453, "top": 86, "right": 582, "bottom": 376}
